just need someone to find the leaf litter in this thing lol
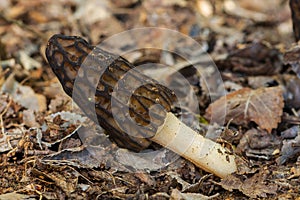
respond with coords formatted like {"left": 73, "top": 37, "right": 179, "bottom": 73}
{"left": 0, "top": 0, "right": 300, "bottom": 199}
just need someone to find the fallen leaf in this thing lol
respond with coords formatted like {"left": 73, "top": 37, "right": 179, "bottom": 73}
{"left": 18, "top": 50, "right": 43, "bottom": 78}
{"left": 276, "top": 132, "right": 300, "bottom": 165}
{"left": 115, "top": 148, "right": 172, "bottom": 171}
{"left": 288, "top": 166, "right": 300, "bottom": 179}
{"left": 74, "top": 0, "right": 111, "bottom": 25}
{"left": 216, "top": 42, "right": 282, "bottom": 75}
{"left": 1, "top": 73, "right": 47, "bottom": 112}
{"left": 236, "top": 128, "right": 281, "bottom": 160}
{"left": 220, "top": 172, "right": 278, "bottom": 198}
{"left": 281, "top": 125, "right": 299, "bottom": 139}
{"left": 22, "top": 109, "right": 40, "bottom": 128}
{"left": 205, "top": 86, "right": 284, "bottom": 133}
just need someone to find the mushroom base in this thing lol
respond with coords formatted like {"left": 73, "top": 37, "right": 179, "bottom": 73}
{"left": 151, "top": 112, "right": 237, "bottom": 178}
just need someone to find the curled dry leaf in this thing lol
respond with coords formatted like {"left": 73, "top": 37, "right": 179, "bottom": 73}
{"left": 220, "top": 171, "right": 278, "bottom": 198}
{"left": 277, "top": 126, "right": 300, "bottom": 165}
{"left": 216, "top": 42, "right": 282, "bottom": 75}
{"left": 236, "top": 128, "right": 281, "bottom": 160}
{"left": 205, "top": 86, "right": 284, "bottom": 133}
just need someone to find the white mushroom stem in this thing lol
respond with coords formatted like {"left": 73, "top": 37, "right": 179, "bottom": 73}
{"left": 151, "top": 112, "right": 237, "bottom": 178}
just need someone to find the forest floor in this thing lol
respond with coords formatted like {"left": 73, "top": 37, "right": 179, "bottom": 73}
{"left": 0, "top": 0, "right": 299, "bottom": 199}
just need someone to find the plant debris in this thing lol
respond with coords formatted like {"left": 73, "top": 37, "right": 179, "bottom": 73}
{"left": 205, "top": 86, "right": 284, "bottom": 133}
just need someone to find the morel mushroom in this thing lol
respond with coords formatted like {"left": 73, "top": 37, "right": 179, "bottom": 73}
{"left": 46, "top": 34, "right": 237, "bottom": 178}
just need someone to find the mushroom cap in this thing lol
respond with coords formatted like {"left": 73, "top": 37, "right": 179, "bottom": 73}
{"left": 46, "top": 34, "right": 176, "bottom": 152}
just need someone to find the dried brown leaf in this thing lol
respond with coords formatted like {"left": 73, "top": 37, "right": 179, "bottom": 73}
{"left": 277, "top": 133, "right": 300, "bottom": 165}
{"left": 205, "top": 86, "right": 284, "bottom": 133}
{"left": 216, "top": 42, "right": 282, "bottom": 75}
{"left": 220, "top": 172, "right": 278, "bottom": 198}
